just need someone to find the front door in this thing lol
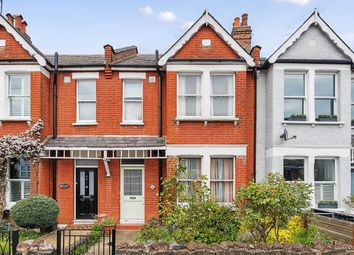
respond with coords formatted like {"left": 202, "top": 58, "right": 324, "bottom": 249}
{"left": 76, "top": 169, "right": 98, "bottom": 219}
{"left": 121, "top": 167, "right": 144, "bottom": 224}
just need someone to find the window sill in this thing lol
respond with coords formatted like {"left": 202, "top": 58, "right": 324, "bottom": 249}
{"left": 282, "top": 121, "right": 344, "bottom": 127}
{"left": 72, "top": 122, "right": 98, "bottom": 126}
{"left": 120, "top": 121, "right": 144, "bottom": 126}
{"left": 0, "top": 117, "right": 32, "bottom": 122}
{"left": 175, "top": 117, "right": 239, "bottom": 126}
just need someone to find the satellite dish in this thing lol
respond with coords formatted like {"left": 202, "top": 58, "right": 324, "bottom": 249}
{"left": 280, "top": 128, "right": 296, "bottom": 141}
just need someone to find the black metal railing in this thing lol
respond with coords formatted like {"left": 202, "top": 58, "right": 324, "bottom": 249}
{"left": 0, "top": 221, "right": 19, "bottom": 255}
{"left": 57, "top": 228, "right": 116, "bottom": 255}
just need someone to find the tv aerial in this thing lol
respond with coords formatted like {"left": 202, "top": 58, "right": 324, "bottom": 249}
{"left": 280, "top": 128, "right": 296, "bottom": 141}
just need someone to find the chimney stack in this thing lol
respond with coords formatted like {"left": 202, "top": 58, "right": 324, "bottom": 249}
{"left": 231, "top": 13, "right": 252, "bottom": 52}
{"left": 21, "top": 21, "right": 27, "bottom": 34}
{"left": 6, "top": 13, "right": 14, "bottom": 25}
{"left": 14, "top": 15, "right": 23, "bottom": 30}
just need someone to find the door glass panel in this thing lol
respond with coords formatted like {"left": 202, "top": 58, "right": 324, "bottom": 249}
{"left": 124, "top": 170, "right": 142, "bottom": 196}
{"left": 80, "top": 172, "right": 85, "bottom": 195}
{"left": 89, "top": 172, "right": 94, "bottom": 196}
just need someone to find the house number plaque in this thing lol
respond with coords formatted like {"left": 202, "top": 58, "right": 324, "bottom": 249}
{"left": 58, "top": 183, "right": 70, "bottom": 189}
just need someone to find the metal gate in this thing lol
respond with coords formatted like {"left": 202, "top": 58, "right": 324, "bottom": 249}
{"left": 0, "top": 221, "right": 19, "bottom": 255}
{"left": 57, "top": 228, "right": 116, "bottom": 255}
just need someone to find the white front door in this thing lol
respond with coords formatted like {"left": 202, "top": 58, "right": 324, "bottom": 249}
{"left": 120, "top": 166, "right": 145, "bottom": 224}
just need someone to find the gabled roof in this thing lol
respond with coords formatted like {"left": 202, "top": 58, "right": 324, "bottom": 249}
{"left": 0, "top": 14, "right": 48, "bottom": 67}
{"left": 158, "top": 11, "right": 255, "bottom": 67}
{"left": 268, "top": 10, "right": 354, "bottom": 64}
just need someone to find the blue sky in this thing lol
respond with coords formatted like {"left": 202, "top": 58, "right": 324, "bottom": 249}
{"left": 4, "top": 0, "right": 354, "bottom": 57}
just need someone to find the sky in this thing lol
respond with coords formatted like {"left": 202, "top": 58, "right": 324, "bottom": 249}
{"left": 4, "top": 0, "right": 354, "bottom": 57}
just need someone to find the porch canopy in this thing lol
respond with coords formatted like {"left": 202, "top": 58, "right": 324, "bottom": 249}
{"left": 42, "top": 136, "right": 166, "bottom": 160}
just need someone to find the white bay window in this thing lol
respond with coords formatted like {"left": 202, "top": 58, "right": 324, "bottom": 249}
{"left": 314, "top": 159, "right": 336, "bottom": 203}
{"left": 8, "top": 158, "right": 31, "bottom": 203}
{"left": 77, "top": 80, "right": 96, "bottom": 122}
{"left": 177, "top": 157, "right": 202, "bottom": 202}
{"left": 210, "top": 158, "right": 234, "bottom": 203}
{"left": 123, "top": 80, "right": 143, "bottom": 123}
{"left": 8, "top": 74, "right": 30, "bottom": 117}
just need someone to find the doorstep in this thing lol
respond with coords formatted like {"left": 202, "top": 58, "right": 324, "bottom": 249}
{"left": 73, "top": 219, "right": 96, "bottom": 225}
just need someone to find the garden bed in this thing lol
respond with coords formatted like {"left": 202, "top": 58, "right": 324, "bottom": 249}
{"left": 116, "top": 241, "right": 354, "bottom": 254}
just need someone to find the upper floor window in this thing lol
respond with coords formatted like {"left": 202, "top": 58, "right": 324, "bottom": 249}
{"left": 178, "top": 74, "right": 202, "bottom": 117}
{"left": 210, "top": 158, "right": 234, "bottom": 203}
{"left": 123, "top": 80, "right": 143, "bottom": 123}
{"left": 8, "top": 74, "right": 30, "bottom": 117}
{"left": 77, "top": 80, "right": 96, "bottom": 122}
{"left": 284, "top": 73, "right": 305, "bottom": 120}
{"left": 315, "top": 74, "right": 336, "bottom": 119}
{"left": 210, "top": 74, "right": 234, "bottom": 117}
{"left": 351, "top": 80, "right": 354, "bottom": 122}
{"left": 8, "top": 158, "right": 30, "bottom": 202}
{"left": 283, "top": 158, "right": 304, "bottom": 181}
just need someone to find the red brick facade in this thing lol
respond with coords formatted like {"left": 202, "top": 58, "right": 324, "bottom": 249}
{"left": 0, "top": 12, "right": 256, "bottom": 228}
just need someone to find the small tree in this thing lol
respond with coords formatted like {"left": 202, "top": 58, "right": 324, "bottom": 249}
{"left": 235, "top": 173, "right": 312, "bottom": 243}
{"left": 0, "top": 120, "right": 44, "bottom": 217}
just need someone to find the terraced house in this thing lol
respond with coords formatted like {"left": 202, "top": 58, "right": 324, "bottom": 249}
{"left": 0, "top": 8, "right": 353, "bottom": 227}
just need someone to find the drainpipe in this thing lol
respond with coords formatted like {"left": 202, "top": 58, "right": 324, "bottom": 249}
{"left": 52, "top": 52, "right": 58, "bottom": 200}
{"left": 155, "top": 50, "right": 163, "bottom": 200}
{"left": 253, "top": 67, "right": 258, "bottom": 182}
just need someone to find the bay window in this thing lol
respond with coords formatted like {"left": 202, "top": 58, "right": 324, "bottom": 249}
{"left": 210, "top": 74, "right": 234, "bottom": 117}
{"left": 210, "top": 158, "right": 234, "bottom": 203}
{"left": 8, "top": 74, "right": 30, "bottom": 117}
{"left": 283, "top": 158, "right": 305, "bottom": 181}
{"left": 314, "top": 159, "right": 336, "bottom": 203}
{"left": 284, "top": 73, "right": 306, "bottom": 120}
{"left": 178, "top": 74, "right": 202, "bottom": 117}
{"left": 123, "top": 80, "right": 143, "bottom": 123}
{"left": 77, "top": 80, "right": 96, "bottom": 122}
{"left": 177, "top": 158, "right": 201, "bottom": 201}
{"left": 315, "top": 74, "right": 336, "bottom": 119}
{"left": 8, "top": 158, "right": 31, "bottom": 202}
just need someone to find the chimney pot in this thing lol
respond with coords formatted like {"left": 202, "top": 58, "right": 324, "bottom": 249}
{"left": 6, "top": 13, "right": 14, "bottom": 25}
{"left": 241, "top": 13, "right": 248, "bottom": 26}
{"left": 21, "top": 21, "right": 27, "bottom": 33}
{"left": 233, "top": 17, "right": 240, "bottom": 27}
{"left": 14, "top": 14, "right": 23, "bottom": 30}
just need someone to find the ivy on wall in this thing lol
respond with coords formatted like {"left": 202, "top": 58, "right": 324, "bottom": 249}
{"left": 0, "top": 120, "right": 44, "bottom": 217}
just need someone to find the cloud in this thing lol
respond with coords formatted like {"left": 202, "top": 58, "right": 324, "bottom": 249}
{"left": 159, "top": 11, "right": 177, "bottom": 22}
{"left": 139, "top": 6, "right": 154, "bottom": 16}
{"left": 182, "top": 21, "right": 194, "bottom": 30}
{"left": 275, "top": 0, "right": 310, "bottom": 5}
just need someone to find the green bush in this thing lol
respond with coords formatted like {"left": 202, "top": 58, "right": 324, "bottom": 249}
{"left": 294, "top": 225, "right": 331, "bottom": 245}
{"left": 11, "top": 195, "right": 59, "bottom": 230}
{"left": 137, "top": 162, "right": 240, "bottom": 244}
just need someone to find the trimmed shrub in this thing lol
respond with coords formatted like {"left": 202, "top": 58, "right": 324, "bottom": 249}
{"left": 11, "top": 195, "right": 59, "bottom": 230}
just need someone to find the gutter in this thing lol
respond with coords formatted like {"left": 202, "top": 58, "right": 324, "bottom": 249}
{"left": 155, "top": 50, "right": 164, "bottom": 205}
{"left": 52, "top": 52, "right": 58, "bottom": 200}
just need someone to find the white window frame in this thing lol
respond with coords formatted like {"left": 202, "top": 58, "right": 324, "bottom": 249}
{"left": 6, "top": 159, "right": 31, "bottom": 208}
{"left": 76, "top": 79, "right": 97, "bottom": 124}
{"left": 314, "top": 72, "right": 337, "bottom": 119}
{"left": 283, "top": 157, "right": 306, "bottom": 182}
{"left": 177, "top": 73, "right": 202, "bottom": 118}
{"left": 176, "top": 71, "right": 237, "bottom": 121}
{"left": 283, "top": 72, "right": 307, "bottom": 120}
{"left": 210, "top": 156, "right": 235, "bottom": 204}
{"left": 122, "top": 79, "right": 144, "bottom": 125}
{"left": 210, "top": 73, "right": 235, "bottom": 118}
{"left": 6, "top": 73, "right": 31, "bottom": 119}
{"left": 314, "top": 157, "right": 337, "bottom": 204}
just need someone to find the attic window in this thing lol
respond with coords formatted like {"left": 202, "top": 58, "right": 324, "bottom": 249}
{"left": 0, "top": 40, "right": 6, "bottom": 47}
{"left": 202, "top": 39, "right": 211, "bottom": 47}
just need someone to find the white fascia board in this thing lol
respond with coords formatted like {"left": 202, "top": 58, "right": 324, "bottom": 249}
{"left": 0, "top": 16, "right": 47, "bottom": 67}
{"left": 166, "top": 64, "right": 247, "bottom": 72}
{"left": 167, "top": 144, "right": 247, "bottom": 157}
{"left": 0, "top": 65, "right": 49, "bottom": 78}
{"left": 72, "top": 72, "right": 99, "bottom": 79}
{"left": 273, "top": 63, "right": 351, "bottom": 71}
{"left": 119, "top": 72, "right": 146, "bottom": 79}
{"left": 59, "top": 67, "right": 105, "bottom": 71}
{"left": 158, "top": 12, "right": 255, "bottom": 67}
{"left": 269, "top": 11, "right": 354, "bottom": 64}
{"left": 266, "top": 147, "right": 350, "bottom": 158}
